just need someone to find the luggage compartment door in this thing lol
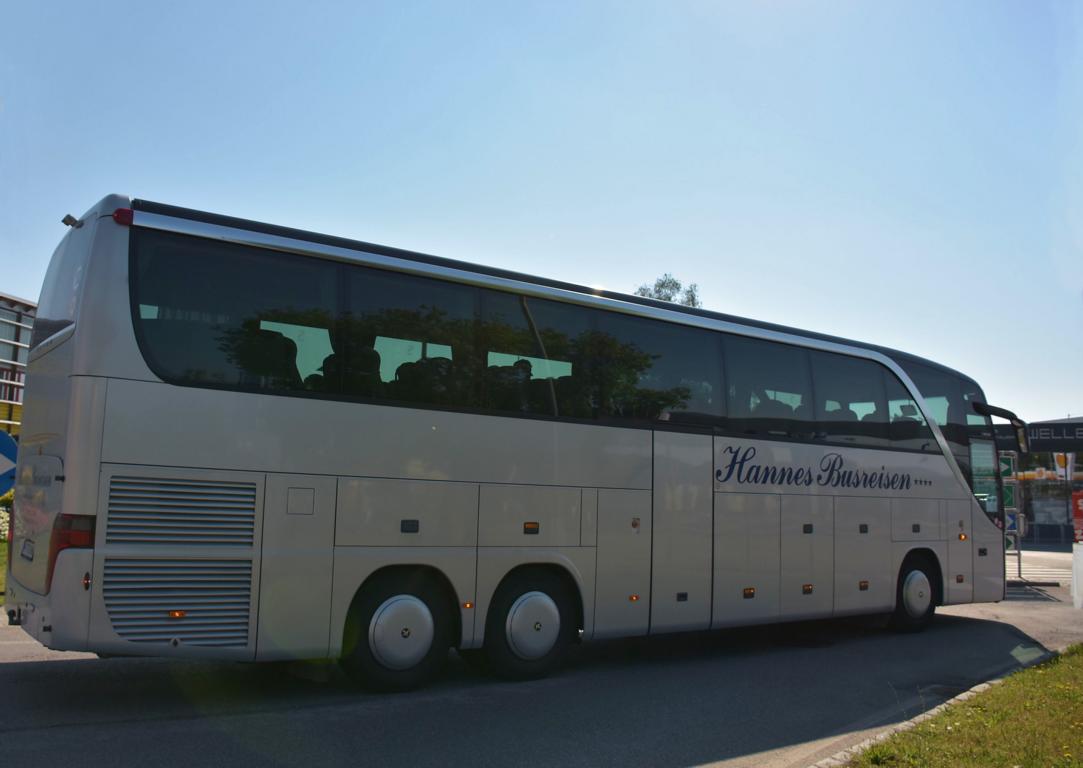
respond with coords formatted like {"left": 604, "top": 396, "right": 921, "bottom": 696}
{"left": 257, "top": 474, "right": 336, "bottom": 660}
{"left": 712, "top": 493, "right": 780, "bottom": 628}
{"left": 834, "top": 497, "right": 892, "bottom": 615}
{"left": 780, "top": 494, "right": 834, "bottom": 620}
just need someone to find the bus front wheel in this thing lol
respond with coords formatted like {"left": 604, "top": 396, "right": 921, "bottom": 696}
{"left": 483, "top": 568, "right": 576, "bottom": 680}
{"left": 890, "top": 556, "right": 938, "bottom": 632}
{"left": 341, "top": 572, "right": 452, "bottom": 691}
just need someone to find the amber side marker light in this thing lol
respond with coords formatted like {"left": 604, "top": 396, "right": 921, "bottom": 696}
{"left": 168, "top": 610, "right": 186, "bottom": 619}
{"left": 958, "top": 533, "right": 968, "bottom": 541}
{"left": 742, "top": 587, "right": 756, "bottom": 599}
{"left": 629, "top": 594, "right": 640, "bottom": 602}
{"left": 462, "top": 602, "right": 474, "bottom": 610}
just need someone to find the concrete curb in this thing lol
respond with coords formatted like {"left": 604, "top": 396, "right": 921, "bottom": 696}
{"left": 806, "top": 649, "right": 1057, "bottom": 768}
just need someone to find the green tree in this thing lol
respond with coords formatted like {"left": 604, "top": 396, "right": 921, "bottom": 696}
{"left": 634, "top": 274, "right": 701, "bottom": 308}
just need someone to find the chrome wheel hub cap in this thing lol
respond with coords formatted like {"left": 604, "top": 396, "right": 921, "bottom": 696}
{"left": 506, "top": 591, "right": 560, "bottom": 661}
{"left": 902, "top": 570, "right": 932, "bottom": 618}
{"left": 369, "top": 595, "right": 434, "bottom": 670}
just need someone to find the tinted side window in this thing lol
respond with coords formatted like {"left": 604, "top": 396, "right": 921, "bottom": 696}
{"left": 479, "top": 290, "right": 560, "bottom": 416}
{"left": 969, "top": 437, "right": 1000, "bottom": 519}
{"left": 343, "top": 267, "right": 479, "bottom": 408}
{"left": 900, "top": 362, "right": 967, "bottom": 442}
{"left": 596, "top": 313, "right": 723, "bottom": 425}
{"left": 963, "top": 384, "right": 999, "bottom": 521}
{"left": 724, "top": 336, "right": 814, "bottom": 439}
{"left": 525, "top": 297, "right": 596, "bottom": 419}
{"left": 899, "top": 362, "right": 971, "bottom": 478}
{"left": 133, "top": 230, "right": 337, "bottom": 392}
{"left": 883, "top": 372, "right": 937, "bottom": 451}
{"left": 963, "top": 385, "right": 994, "bottom": 439}
{"left": 809, "top": 351, "right": 889, "bottom": 447}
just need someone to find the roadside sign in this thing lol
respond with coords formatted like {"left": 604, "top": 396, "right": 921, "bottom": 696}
{"left": 0, "top": 430, "right": 16, "bottom": 495}
{"left": 1002, "top": 482, "right": 1018, "bottom": 510}
{"left": 1073, "top": 491, "right": 1083, "bottom": 544}
{"left": 1006, "top": 511, "right": 1018, "bottom": 534}
{"left": 999, "top": 453, "right": 1017, "bottom": 479}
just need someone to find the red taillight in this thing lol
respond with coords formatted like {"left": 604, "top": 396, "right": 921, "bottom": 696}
{"left": 112, "top": 207, "right": 134, "bottom": 226}
{"left": 46, "top": 514, "right": 95, "bottom": 593}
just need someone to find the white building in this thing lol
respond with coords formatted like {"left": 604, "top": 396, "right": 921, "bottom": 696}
{"left": 0, "top": 291, "right": 36, "bottom": 437}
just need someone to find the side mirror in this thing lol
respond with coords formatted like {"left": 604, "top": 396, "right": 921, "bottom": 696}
{"left": 972, "top": 402, "right": 1028, "bottom": 454}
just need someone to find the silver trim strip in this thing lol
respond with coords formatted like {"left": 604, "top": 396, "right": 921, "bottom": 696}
{"left": 129, "top": 209, "right": 970, "bottom": 490}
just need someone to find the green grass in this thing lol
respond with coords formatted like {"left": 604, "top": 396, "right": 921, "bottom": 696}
{"left": 850, "top": 645, "right": 1083, "bottom": 768}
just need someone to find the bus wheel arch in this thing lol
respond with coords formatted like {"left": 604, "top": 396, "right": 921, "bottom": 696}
{"left": 481, "top": 564, "right": 583, "bottom": 680}
{"left": 340, "top": 564, "right": 460, "bottom": 691}
{"left": 890, "top": 548, "right": 942, "bottom": 632}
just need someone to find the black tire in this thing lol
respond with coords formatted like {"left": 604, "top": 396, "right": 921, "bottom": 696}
{"left": 483, "top": 568, "right": 577, "bottom": 681}
{"left": 890, "top": 556, "right": 938, "bottom": 632}
{"left": 341, "top": 571, "right": 452, "bottom": 692}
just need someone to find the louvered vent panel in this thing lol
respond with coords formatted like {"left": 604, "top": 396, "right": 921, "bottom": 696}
{"left": 103, "top": 559, "right": 252, "bottom": 647}
{"left": 106, "top": 476, "right": 256, "bottom": 546}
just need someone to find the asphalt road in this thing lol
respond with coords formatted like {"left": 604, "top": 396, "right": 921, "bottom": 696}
{"left": 1, "top": 567, "right": 1080, "bottom": 768}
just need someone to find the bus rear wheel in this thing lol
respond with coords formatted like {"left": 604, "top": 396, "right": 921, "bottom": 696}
{"left": 890, "top": 557, "right": 938, "bottom": 632}
{"left": 483, "top": 569, "right": 576, "bottom": 680}
{"left": 341, "top": 572, "right": 452, "bottom": 692}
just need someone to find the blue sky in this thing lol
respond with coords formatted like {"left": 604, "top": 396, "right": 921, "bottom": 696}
{"left": 1, "top": 2, "right": 1080, "bottom": 422}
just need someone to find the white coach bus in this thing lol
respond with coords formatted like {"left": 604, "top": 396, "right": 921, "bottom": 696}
{"left": 5, "top": 195, "right": 1027, "bottom": 690}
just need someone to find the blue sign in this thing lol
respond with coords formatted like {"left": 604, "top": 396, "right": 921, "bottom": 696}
{"left": 0, "top": 430, "right": 16, "bottom": 496}
{"left": 1005, "top": 511, "right": 1018, "bottom": 534}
